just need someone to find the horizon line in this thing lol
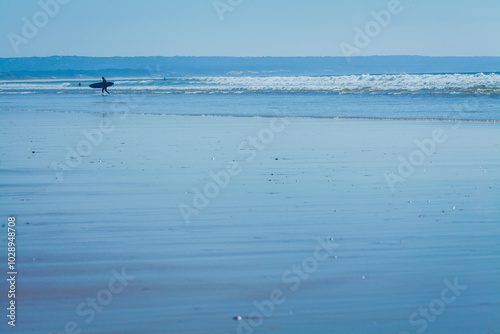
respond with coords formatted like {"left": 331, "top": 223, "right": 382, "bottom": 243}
{"left": 2, "top": 55, "right": 500, "bottom": 59}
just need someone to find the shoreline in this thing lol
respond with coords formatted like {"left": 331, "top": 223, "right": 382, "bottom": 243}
{"left": 40, "top": 109, "right": 500, "bottom": 122}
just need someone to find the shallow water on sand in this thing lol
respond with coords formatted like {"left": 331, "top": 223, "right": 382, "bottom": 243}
{"left": 0, "top": 107, "right": 499, "bottom": 333}
{"left": 1, "top": 91, "right": 500, "bottom": 121}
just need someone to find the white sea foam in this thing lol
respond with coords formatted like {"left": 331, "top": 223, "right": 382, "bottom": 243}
{"left": 0, "top": 73, "right": 498, "bottom": 95}
{"left": 199, "top": 73, "right": 500, "bottom": 93}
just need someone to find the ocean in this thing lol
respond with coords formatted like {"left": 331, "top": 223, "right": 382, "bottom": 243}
{"left": 1, "top": 63, "right": 499, "bottom": 334}
{"left": 1, "top": 72, "right": 499, "bottom": 120}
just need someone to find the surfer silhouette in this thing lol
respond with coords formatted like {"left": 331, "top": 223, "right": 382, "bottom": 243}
{"left": 101, "top": 77, "right": 110, "bottom": 95}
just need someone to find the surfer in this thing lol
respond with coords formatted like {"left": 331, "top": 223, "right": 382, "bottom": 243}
{"left": 101, "top": 77, "right": 110, "bottom": 95}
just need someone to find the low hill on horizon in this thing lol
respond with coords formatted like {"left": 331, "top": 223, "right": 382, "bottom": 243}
{"left": 0, "top": 56, "right": 499, "bottom": 80}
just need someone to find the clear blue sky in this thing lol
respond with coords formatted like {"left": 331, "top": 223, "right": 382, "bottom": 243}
{"left": 1, "top": 0, "right": 499, "bottom": 57}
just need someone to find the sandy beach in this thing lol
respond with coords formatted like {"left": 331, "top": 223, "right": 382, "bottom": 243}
{"left": 1, "top": 109, "right": 498, "bottom": 334}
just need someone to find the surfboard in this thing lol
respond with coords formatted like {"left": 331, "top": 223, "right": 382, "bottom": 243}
{"left": 89, "top": 82, "right": 114, "bottom": 89}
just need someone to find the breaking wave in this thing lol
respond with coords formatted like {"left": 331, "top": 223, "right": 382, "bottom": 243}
{"left": 1, "top": 73, "right": 499, "bottom": 96}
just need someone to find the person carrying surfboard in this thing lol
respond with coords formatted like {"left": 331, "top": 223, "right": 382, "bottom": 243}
{"left": 88, "top": 78, "right": 114, "bottom": 93}
{"left": 101, "top": 77, "right": 110, "bottom": 95}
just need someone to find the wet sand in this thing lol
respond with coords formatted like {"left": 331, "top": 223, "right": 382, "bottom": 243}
{"left": 0, "top": 110, "right": 499, "bottom": 334}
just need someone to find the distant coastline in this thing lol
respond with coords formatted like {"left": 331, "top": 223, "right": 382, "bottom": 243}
{"left": 1, "top": 56, "right": 499, "bottom": 80}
